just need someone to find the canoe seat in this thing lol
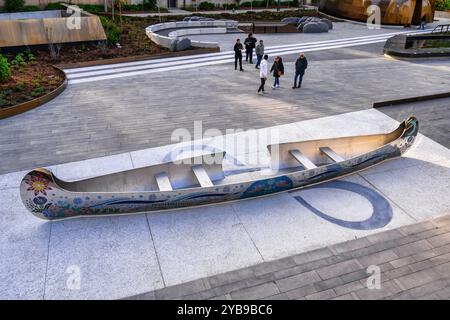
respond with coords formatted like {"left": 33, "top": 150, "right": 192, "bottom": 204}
{"left": 320, "top": 147, "right": 345, "bottom": 162}
{"left": 192, "top": 165, "right": 214, "bottom": 188}
{"left": 289, "top": 149, "right": 317, "bottom": 170}
{"left": 155, "top": 172, "right": 173, "bottom": 191}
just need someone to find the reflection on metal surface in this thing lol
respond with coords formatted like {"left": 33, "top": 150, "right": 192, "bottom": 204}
{"left": 319, "top": 0, "right": 435, "bottom": 26}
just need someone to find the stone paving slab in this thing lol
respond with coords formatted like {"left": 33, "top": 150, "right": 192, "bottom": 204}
{"left": 129, "top": 215, "right": 450, "bottom": 300}
{"left": 1, "top": 108, "right": 449, "bottom": 299}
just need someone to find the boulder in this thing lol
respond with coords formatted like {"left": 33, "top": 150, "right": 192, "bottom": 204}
{"left": 320, "top": 18, "right": 333, "bottom": 30}
{"left": 317, "top": 21, "right": 330, "bottom": 32}
{"left": 298, "top": 16, "right": 309, "bottom": 24}
{"left": 297, "top": 16, "right": 321, "bottom": 31}
{"left": 175, "top": 38, "right": 191, "bottom": 51}
{"left": 281, "top": 17, "right": 301, "bottom": 25}
{"left": 303, "top": 22, "right": 323, "bottom": 33}
{"left": 169, "top": 39, "right": 178, "bottom": 52}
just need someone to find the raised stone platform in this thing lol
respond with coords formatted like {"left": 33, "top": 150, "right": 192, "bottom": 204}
{"left": 145, "top": 20, "right": 238, "bottom": 51}
{"left": 1, "top": 109, "right": 449, "bottom": 299}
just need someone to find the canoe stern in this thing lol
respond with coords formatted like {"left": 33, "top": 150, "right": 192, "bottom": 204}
{"left": 20, "top": 168, "right": 59, "bottom": 220}
{"left": 397, "top": 116, "right": 419, "bottom": 155}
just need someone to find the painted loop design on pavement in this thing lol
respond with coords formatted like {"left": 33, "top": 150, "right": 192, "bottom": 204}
{"left": 293, "top": 180, "right": 393, "bottom": 230}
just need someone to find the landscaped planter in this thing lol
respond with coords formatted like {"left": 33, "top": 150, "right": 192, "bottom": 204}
{"left": 0, "top": 66, "right": 67, "bottom": 120}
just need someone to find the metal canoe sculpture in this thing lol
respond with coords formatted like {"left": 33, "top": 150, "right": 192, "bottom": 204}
{"left": 21, "top": 116, "right": 419, "bottom": 220}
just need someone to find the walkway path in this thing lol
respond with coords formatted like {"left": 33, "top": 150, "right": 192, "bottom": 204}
{"left": 65, "top": 29, "right": 429, "bottom": 85}
{"left": 378, "top": 97, "right": 450, "bottom": 149}
{"left": 1, "top": 25, "right": 449, "bottom": 175}
{"left": 129, "top": 215, "right": 450, "bottom": 300}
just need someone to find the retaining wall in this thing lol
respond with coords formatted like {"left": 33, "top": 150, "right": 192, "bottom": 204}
{"left": 146, "top": 20, "right": 238, "bottom": 51}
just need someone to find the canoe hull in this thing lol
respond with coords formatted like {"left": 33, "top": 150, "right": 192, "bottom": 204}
{"left": 20, "top": 117, "right": 418, "bottom": 220}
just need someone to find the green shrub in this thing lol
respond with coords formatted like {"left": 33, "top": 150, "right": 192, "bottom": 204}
{"left": 0, "top": 55, "right": 11, "bottom": 82}
{"left": 11, "top": 53, "right": 26, "bottom": 67}
{"left": 30, "top": 86, "right": 45, "bottom": 97}
{"left": 22, "top": 5, "right": 40, "bottom": 11}
{"left": 4, "top": 0, "right": 25, "bottom": 12}
{"left": 99, "top": 16, "right": 122, "bottom": 45}
{"left": 143, "top": 0, "right": 157, "bottom": 10}
{"left": 435, "top": 0, "right": 450, "bottom": 11}
{"left": 83, "top": 4, "right": 105, "bottom": 12}
{"left": 222, "top": 3, "right": 239, "bottom": 10}
{"left": 45, "top": 2, "right": 63, "bottom": 10}
{"left": 27, "top": 52, "right": 35, "bottom": 61}
{"left": 13, "top": 81, "right": 25, "bottom": 92}
{"left": 198, "top": 1, "right": 217, "bottom": 10}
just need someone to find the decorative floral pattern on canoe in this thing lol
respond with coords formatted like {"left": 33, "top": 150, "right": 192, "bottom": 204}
{"left": 24, "top": 172, "right": 52, "bottom": 196}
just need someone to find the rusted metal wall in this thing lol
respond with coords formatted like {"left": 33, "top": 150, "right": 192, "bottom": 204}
{"left": 0, "top": 15, "right": 106, "bottom": 47}
{"left": 319, "top": 0, "right": 435, "bottom": 25}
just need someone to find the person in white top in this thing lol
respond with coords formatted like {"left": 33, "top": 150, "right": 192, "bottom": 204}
{"left": 258, "top": 55, "right": 269, "bottom": 94}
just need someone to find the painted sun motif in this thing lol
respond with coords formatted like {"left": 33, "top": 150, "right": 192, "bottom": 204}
{"left": 26, "top": 174, "right": 52, "bottom": 196}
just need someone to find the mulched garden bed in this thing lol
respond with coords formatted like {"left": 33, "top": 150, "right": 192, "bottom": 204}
{"left": 34, "top": 16, "right": 168, "bottom": 64}
{"left": 0, "top": 54, "right": 64, "bottom": 109}
{"left": 31, "top": 10, "right": 321, "bottom": 65}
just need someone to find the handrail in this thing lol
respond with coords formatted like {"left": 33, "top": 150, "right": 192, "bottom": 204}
{"left": 432, "top": 24, "right": 450, "bottom": 34}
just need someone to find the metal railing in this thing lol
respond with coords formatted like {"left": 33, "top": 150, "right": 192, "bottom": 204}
{"left": 432, "top": 24, "right": 450, "bottom": 34}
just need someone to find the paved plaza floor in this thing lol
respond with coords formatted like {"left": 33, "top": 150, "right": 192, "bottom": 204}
{"left": 130, "top": 215, "right": 450, "bottom": 300}
{"left": 1, "top": 21, "right": 449, "bottom": 300}
{"left": 1, "top": 28, "right": 449, "bottom": 174}
{"left": 1, "top": 109, "right": 449, "bottom": 299}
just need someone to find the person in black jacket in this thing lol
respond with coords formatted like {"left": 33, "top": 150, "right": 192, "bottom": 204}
{"left": 244, "top": 33, "right": 257, "bottom": 64}
{"left": 270, "top": 56, "right": 284, "bottom": 89}
{"left": 293, "top": 53, "right": 308, "bottom": 89}
{"left": 234, "top": 39, "right": 244, "bottom": 71}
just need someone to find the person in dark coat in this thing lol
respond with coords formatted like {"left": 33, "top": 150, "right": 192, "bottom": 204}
{"left": 270, "top": 56, "right": 284, "bottom": 89}
{"left": 418, "top": 15, "right": 426, "bottom": 30}
{"left": 293, "top": 53, "right": 308, "bottom": 89}
{"left": 234, "top": 39, "right": 244, "bottom": 71}
{"left": 244, "top": 33, "right": 257, "bottom": 64}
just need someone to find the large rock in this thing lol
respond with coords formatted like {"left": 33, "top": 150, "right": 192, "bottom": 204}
{"left": 320, "top": 18, "right": 333, "bottom": 30}
{"left": 318, "top": 22, "right": 330, "bottom": 32}
{"left": 298, "top": 16, "right": 309, "bottom": 24}
{"left": 281, "top": 17, "right": 301, "bottom": 25}
{"left": 175, "top": 38, "right": 191, "bottom": 51}
{"left": 303, "top": 22, "right": 329, "bottom": 33}
{"left": 169, "top": 39, "right": 178, "bottom": 52}
{"left": 297, "top": 16, "right": 321, "bottom": 31}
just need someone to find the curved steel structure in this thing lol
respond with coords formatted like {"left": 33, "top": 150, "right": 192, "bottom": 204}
{"left": 20, "top": 117, "right": 418, "bottom": 220}
{"left": 319, "top": 0, "right": 435, "bottom": 26}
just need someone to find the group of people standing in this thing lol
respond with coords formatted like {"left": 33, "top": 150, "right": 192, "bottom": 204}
{"left": 234, "top": 34, "right": 308, "bottom": 95}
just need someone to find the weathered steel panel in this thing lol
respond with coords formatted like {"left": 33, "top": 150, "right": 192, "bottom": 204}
{"left": 320, "top": 0, "right": 435, "bottom": 25}
{"left": 0, "top": 14, "right": 106, "bottom": 47}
